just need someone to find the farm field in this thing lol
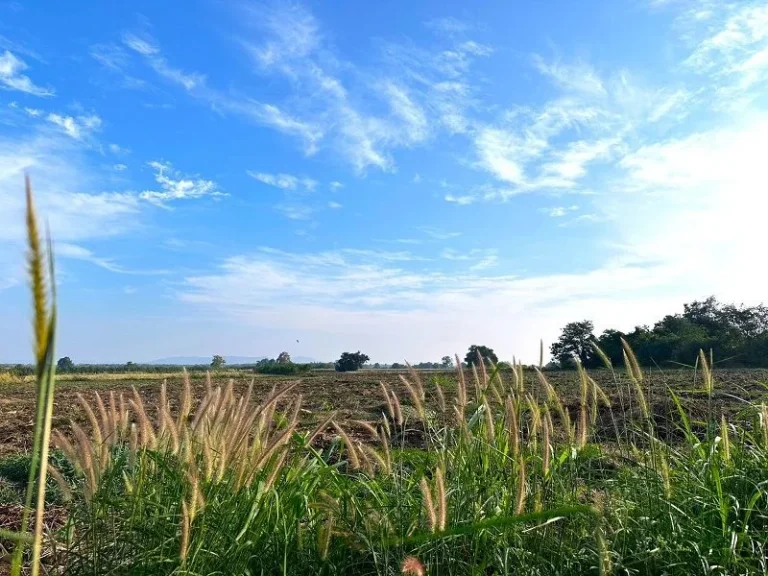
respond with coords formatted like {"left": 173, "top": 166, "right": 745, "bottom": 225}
{"left": 3, "top": 366, "right": 768, "bottom": 457}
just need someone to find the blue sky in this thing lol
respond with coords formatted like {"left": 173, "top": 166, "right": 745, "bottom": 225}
{"left": 1, "top": 0, "right": 767, "bottom": 363}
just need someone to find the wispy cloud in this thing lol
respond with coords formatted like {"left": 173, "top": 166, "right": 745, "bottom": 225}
{"left": 543, "top": 205, "right": 579, "bottom": 218}
{"left": 275, "top": 203, "right": 314, "bottom": 220}
{"left": 327, "top": 201, "right": 342, "bottom": 209}
{"left": 533, "top": 56, "right": 606, "bottom": 96}
{"left": 57, "top": 242, "right": 168, "bottom": 275}
{"left": 0, "top": 50, "right": 53, "bottom": 96}
{"left": 419, "top": 226, "right": 461, "bottom": 240}
{"left": 113, "top": 163, "right": 127, "bottom": 171}
{"left": 139, "top": 161, "right": 226, "bottom": 206}
{"left": 46, "top": 113, "right": 102, "bottom": 140}
{"left": 123, "top": 33, "right": 205, "bottom": 91}
{"left": 247, "top": 170, "right": 317, "bottom": 191}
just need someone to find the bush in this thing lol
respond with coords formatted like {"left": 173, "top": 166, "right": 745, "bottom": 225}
{"left": 253, "top": 362, "right": 311, "bottom": 375}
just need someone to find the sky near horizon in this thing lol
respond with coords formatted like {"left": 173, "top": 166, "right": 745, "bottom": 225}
{"left": 0, "top": 0, "right": 767, "bottom": 364}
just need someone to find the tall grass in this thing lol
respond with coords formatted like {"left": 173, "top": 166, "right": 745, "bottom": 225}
{"left": 40, "top": 353, "right": 768, "bottom": 575}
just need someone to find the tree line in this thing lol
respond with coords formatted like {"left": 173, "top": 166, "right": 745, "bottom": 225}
{"left": 550, "top": 296, "right": 768, "bottom": 369}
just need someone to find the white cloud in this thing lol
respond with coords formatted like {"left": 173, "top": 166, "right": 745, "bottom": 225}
{"left": 275, "top": 203, "right": 314, "bottom": 220}
{"left": 56, "top": 242, "right": 165, "bottom": 275}
{"left": 0, "top": 50, "right": 53, "bottom": 96}
{"left": 247, "top": 171, "right": 317, "bottom": 191}
{"left": 46, "top": 113, "right": 102, "bottom": 140}
{"left": 114, "top": 163, "right": 127, "bottom": 171}
{"left": 533, "top": 56, "right": 606, "bottom": 96}
{"left": 329, "top": 181, "right": 343, "bottom": 190}
{"left": 0, "top": 132, "right": 142, "bottom": 290}
{"left": 123, "top": 33, "right": 205, "bottom": 91}
{"left": 108, "top": 143, "right": 130, "bottom": 155}
{"left": 328, "top": 201, "right": 343, "bottom": 209}
{"left": 544, "top": 205, "right": 579, "bottom": 218}
{"left": 419, "top": 227, "right": 461, "bottom": 240}
{"left": 445, "top": 194, "right": 476, "bottom": 205}
{"left": 139, "top": 161, "right": 226, "bottom": 206}
{"left": 24, "top": 107, "right": 41, "bottom": 117}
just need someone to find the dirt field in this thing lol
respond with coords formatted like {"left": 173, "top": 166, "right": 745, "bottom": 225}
{"left": 2, "top": 367, "right": 768, "bottom": 456}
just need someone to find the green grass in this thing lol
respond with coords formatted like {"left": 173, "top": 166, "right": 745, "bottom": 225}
{"left": 25, "top": 364, "right": 768, "bottom": 575}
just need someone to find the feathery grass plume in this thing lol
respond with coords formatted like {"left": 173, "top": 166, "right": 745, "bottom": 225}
{"left": 435, "top": 466, "right": 447, "bottom": 531}
{"left": 455, "top": 353, "right": 467, "bottom": 407}
{"left": 401, "top": 374, "right": 426, "bottom": 421}
{"left": 592, "top": 341, "right": 615, "bottom": 376}
{"left": 576, "top": 362, "right": 589, "bottom": 448}
{"left": 514, "top": 454, "right": 527, "bottom": 515}
{"left": 51, "top": 431, "right": 78, "bottom": 471}
{"left": 535, "top": 368, "right": 572, "bottom": 442}
{"left": 589, "top": 376, "right": 612, "bottom": 407}
{"left": 26, "top": 176, "right": 48, "bottom": 367}
{"left": 405, "top": 361, "right": 426, "bottom": 400}
{"left": 699, "top": 348, "right": 713, "bottom": 396}
{"left": 482, "top": 398, "right": 495, "bottom": 442}
{"left": 129, "top": 423, "right": 138, "bottom": 469}
{"left": 380, "top": 382, "right": 395, "bottom": 420}
{"left": 94, "top": 392, "right": 111, "bottom": 443}
{"left": 356, "top": 441, "right": 374, "bottom": 475}
{"left": 420, "top": 477, "right": 437, "bottom": 533}
{"left": 119, "top": 393, "right": 129, "bottom": 437}
{"left": 622, "top": 350, "right": 649, "bottom": 420}
{"left": 526, "top": 394, "right": 541, "bottom": 448}
{"left": 352, "top": 420, "right": 380, "bottom": 440}
{"left": 380, "top": 417, "right": 392, "bottom": 473}
{"left": 477, "top": 350, "right": 489, "bottom": 388}
{"left": 516, "top": 361, "right": 525, "bottom": 395}
{"left": 402, "top": 556, "right": 426, "bottom": 576}
{"left": 620, "top": 337, "right": 643, "bottom": 383}
{"left": 47, "top": 464, "right": 72, "bottom": 502}
{"left": 505, "top": 397, "right": 519, "bottom": 458}
{"left": 332, "top": 421, "right": 361, "bottom": 470}
{"left": 539, "top": 339, "right": 544, "bottom": 369}
{"left": 159, "top": 380, "right": 169, "bottom": 435}
{"left": 541, "top": 415, "right": 551, "bottom": 477}
{"left": 77, "top": 393, "right": 104, "bottom": 449}
{"left": 130, "top": 386, "right": 156, "bottom": 446}
{"left": 361, "top": 444, "right": 388, "bottom": 473}
{"left": 471, "top": 363, "right": 481, "bottom": 402}
{"left": 434, "top": 379, "right": 446, "bottom": 412}
{"left": 205, "top": 370, "right": 212, "bottom": 395}
{"left": 511, "top": 360, "right": 520, "bottom": 394}
{"left": 596, "top": 526, "right": 612, "bottom": 576}
{"left": 179, "top": 368, "right": 192, "bottom": 428}
{"left": 71, "top": 422, "right": 97, "bottom": 499}
{"left": 107, "top": 391, "right": 118, "bottom": 443}
{"left": 318, "top": 514, "right": 334, "bottom": 561}
{"left": 390, "top": 389, "right": 404, "bottom": 426}
{"left": 307, "top": 411, "right": 337, "bottom": 446}
{"left": 264, "top": 448, "right": 289, "bottom": 491}
{"left": 761, "top": 404, "right": 768, "bottom": 448}
{"left": 720, "top": 415, "right": 731, "bottom": 462}
{"left": 180, "top": 501, "right": 190, "bottom": 563}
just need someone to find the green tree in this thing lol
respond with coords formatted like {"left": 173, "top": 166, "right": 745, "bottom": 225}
{"left": 441, "top": 355, "right": 453, "bottom": 368}
{"left": 277, "top": 351, "right": 292, "bottom": 364}
{"left": 56, "top": 356, "right": 75, "bottom": 372}
{"left": 335, "top": 351, "right": 369, "bottom": 372}
{"left": 550, "top": 321, "right": 596, "bottom": 368}
{"left": 464, "top": 345, "right": 498, "bottom": 366}
{"left": 211, "top": 355, "right": 226, "bottom": 370}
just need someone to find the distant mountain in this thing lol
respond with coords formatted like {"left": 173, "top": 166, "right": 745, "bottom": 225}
{"left": 148, "top": 355, "right": 317, "bottom": 365}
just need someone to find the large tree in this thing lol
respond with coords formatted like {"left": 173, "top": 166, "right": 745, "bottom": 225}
{"left": 56, "top": 356, "right": 75, "bottom": 372}
{"left": 335, "top": 351, "right": 370, "bottom": 372}
{"left": 211, "top": 355, "right": 226, "bottom": 369}
{"left": 464, "top": 345, "right": 498, "bottom": 366}
{"left": 550, "top": 321, "right": 596, "bottom": 367}
{"left": 277, "top": 351, "right": 292, "bottom": 364}
{"left": 441, "top": 355, "right": 454, "bottom": 368}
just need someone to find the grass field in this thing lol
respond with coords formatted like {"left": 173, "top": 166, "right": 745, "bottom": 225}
{"left": 3, "top": 362, "right": 768, "bottom": 574}
{"left": 3, "top": 365, "right": 767, "bottom": 457}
